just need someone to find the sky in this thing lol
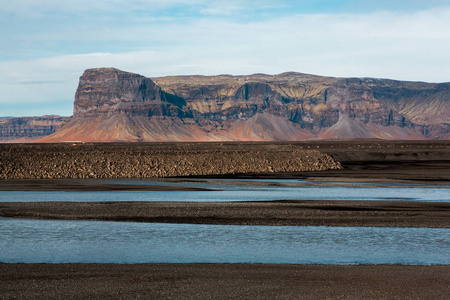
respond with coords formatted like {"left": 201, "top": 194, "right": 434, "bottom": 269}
{"left": 1, "top": 0, "right": 449, "bottom": 116}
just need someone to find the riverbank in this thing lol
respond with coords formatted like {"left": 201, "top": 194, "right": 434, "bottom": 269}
{"left": 2, "top": 140, "right": 447, "bottom": 183}
{"left": 1, "top": 200, "right": 449, "bottom": 228}
{"left": 0, "top": 143, "right": 341, "bottom": 179}
{"left": 0, "top": 178, "right": 211, "bottom": 191}
{"left": 1, "top": 264, "right": 448, "bottom": 299}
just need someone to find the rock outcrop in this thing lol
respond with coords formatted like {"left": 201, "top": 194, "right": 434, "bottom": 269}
{"left": 36, "top": 68, "right": 450, "bottom": 142}
{"left": 0, "top": 115, "right": 68, "bottom": 143}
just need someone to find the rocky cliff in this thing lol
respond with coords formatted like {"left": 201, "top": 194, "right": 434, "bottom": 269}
{"left": 0, "top": 115, "right": 68, "bottom": 143}
{"left": 38, "top": 68, "right": 449, "bottom": 142}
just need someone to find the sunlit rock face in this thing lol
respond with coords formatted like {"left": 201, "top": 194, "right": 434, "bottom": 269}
{"left": 36, "top": 68, "right": 449, "bottom": 142}
{"left": 73, "top": 68, "right": 186, "bottom": 118}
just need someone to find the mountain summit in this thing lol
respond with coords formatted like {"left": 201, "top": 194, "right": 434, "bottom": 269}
{"left": 38, "top": 68, "right": 449, "bottom": 142}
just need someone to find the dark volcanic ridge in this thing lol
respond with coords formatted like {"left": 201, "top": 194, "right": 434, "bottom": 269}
{"left": 2, "top": 67, "right": 449, "bottom": 142}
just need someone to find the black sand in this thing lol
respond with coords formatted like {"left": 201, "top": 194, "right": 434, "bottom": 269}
{"left": 1, "top": 264, "right": 449, "bottom": 299}
{"left": 0, "top": 178, "right": 210, "bottom": 191}
{"left": 1, "top": 200, "right": 449, "bottom": 228}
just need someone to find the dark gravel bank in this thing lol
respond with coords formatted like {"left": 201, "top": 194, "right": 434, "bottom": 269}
{"left": 0, "top": 143, "right": 340, "bottom": 179}
{"left": 1, "top": 200, "right": 448, "bottom": 228}
{"left": 1, "top": 264, "right": 448, "bottom": 300}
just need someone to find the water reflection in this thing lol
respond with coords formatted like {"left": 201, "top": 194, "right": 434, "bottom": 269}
{"left": 1, "top": 217, "right": 448, "bottom": 265}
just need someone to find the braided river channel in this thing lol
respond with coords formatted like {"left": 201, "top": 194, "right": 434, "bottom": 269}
{"left": 1, "top": 179, "right": 449, "bottom": 264}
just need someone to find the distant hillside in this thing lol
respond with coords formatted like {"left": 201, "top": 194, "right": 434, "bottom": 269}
{"left": 10, "top": 68, "right": 450, "bottom": 142}
{"left": 0, "top": 116, "right": 68, "bottom": 143}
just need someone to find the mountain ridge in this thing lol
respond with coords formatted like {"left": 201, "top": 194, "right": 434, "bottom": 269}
{"left": 4, "top": 67, "right": 449, "bottom": 142}
{"left": 0, "top": 115, "right": 68, "bottom": 143}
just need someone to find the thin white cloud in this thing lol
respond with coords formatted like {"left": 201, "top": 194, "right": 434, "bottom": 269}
{"left": 1, "top": 0, "right": 205, "bottom": 15}
{"left": 197, "top": 0, "right": 283, "bottom": 16}
{"left": 5, "top": 0, "right": 449, "bottom": 15}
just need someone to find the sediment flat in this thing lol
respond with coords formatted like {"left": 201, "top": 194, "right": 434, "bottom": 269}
{"left": 295, "top": 160, "right": 450, "bottom": 185}
{"left": 0, "top": 178, "right": 211, "bottom": 191}
{"left": 196, "top": 140, "right": 450, "bottom": 184}
{"left": 1, "top": 263, "right": 448, "bottom": 299}
{"left": 1, "top": 200, "right": 449, "bottom": 228}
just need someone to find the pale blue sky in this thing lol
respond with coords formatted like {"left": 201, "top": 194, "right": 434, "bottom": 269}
{"left": 1, "top": 0, "right": 449, "bottom": 116}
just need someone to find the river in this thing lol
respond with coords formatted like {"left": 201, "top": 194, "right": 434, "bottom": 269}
{"left": 0, "top": 179, "right": 448, "bottom": 264}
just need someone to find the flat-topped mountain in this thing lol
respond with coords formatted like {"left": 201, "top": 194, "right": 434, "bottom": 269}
{"left": 30, "top": 68, "right": 450, "bottom": 142}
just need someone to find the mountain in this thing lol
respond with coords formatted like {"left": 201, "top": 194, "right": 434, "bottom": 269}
{"left": 0, "top": 115, "right": 68, "bottom": 143}
{"left": 32, "top": 68, "right": 450, "bottom": 142}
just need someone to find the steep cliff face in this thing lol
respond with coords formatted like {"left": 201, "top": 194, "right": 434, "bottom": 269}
{"left": 74, "top": 68, "right": 186, "bottom": 118}
{"left": 38, "top": 68, "right": 449, "bottom": 142}
{"left": 0, "top": 116, "right": 68, "bottom": 143}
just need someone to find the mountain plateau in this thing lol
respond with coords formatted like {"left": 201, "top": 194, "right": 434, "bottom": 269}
{"left": 7, "top": 68, "right": 449, "bottom": 142}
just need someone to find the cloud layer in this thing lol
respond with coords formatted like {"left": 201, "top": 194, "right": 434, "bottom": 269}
{"left": 1, "top": 1, "right": 449, "bottom": 116}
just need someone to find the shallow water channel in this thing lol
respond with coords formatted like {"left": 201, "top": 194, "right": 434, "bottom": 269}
{"left": 0, "top": 179, "right": 449, "bottom": 203}
{"left": 0, "top": 179, "right": 449, "bottom": 264}
{"left": 1, "top": 218, "right": 449, "bottom": 264}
